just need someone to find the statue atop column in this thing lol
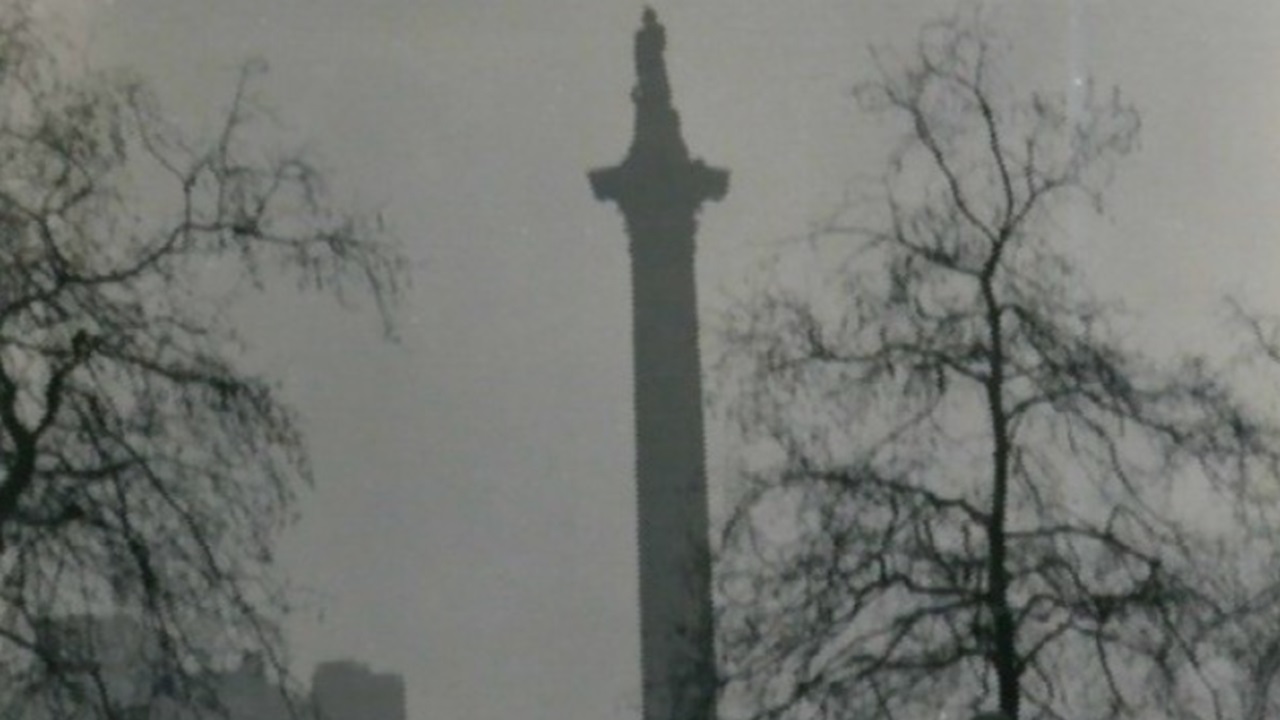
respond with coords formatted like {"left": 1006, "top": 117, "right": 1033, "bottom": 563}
{"left": 634, "top": 8, "right": 671, "bottom": 105}
{"left": 590, "top": 8, "right": 727, "bottom": 233}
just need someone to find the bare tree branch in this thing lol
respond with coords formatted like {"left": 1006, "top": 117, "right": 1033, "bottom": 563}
{"left": 714, "top": 9, "right": 1277, "bottom": 720}
{"left": 0, "top": 4, "right": 408, "bottom": 717}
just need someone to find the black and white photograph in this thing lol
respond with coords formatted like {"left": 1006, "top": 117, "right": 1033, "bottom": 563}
{"left": 2, "top": 2, "right": 1279, "bottom": 720}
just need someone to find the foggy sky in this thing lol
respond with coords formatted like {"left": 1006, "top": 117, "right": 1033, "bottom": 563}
{"left": 38, "top": 1, "right": 1280, "bottom": 719}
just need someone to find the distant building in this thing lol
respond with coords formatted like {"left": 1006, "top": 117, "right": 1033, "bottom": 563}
{"left": 155, "top": 654, "right": 408, "bottom": 720}
{"left": 23, "top": 613, "right": 165, "bottom": 714}
{"left": 197, "top": 653, "right": 299, "bottom": 720}
{"left": 6, "top": 614, "right": 406, "bottom": 720}
{"left": 311, "top": 660, "right": 407, "bottom": 720}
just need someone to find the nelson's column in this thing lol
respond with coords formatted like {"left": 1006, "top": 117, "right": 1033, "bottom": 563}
{"left": 588, "top": 9, "right": 727, "bottom": 720}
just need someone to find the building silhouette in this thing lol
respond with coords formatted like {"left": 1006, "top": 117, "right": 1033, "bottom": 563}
{"left": 18, "top": 613, "right": 166, "bottom": 716}
{"left": 589, "top": 9, "right": 727, "bottom": 720}
{"left": 311, "top": 660, "right": 407, "bottom": 720}
{"left": 6, "top": 614, "right": 406, "bottom": 720}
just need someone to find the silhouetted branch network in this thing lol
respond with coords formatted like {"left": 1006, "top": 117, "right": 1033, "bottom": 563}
{"left": 712, "top": 9, "right": 1280, "bottom": 720}
{"left": 0, "top": 3, "right": 407, "bottom": 717}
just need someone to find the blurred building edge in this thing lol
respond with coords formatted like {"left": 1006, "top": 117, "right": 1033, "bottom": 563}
{"left": 149, "top": 655, "right": 408, "bottom": 720}
{"left": 7, "top": 614, "right": 407, "bottom": 720}
{"left": 133, "top": 652, "right": 299, "bottom": 720}
{"left": 156, "top": 654, "right": 407, "bottom": 720}
{"left": 33, "top": 612, "right": 165, "bottom": 711}
{"left": 145, "top": 654, "right": 408, "bottom": 720}
{"left": 311, "top": 660, "right": 407, "bottom": 720}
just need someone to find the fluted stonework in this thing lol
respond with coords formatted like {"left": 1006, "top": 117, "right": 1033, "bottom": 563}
{"left": 589, "top": 9, "right": 727, "bottom": 720}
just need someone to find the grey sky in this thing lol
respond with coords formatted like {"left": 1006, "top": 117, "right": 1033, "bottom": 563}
{"left": 35, "top": 1, "right": 1280, "bottom": 719}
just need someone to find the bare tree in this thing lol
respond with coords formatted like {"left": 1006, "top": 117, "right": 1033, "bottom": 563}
{"left": 0, "top": 3, "right": 406, "bottom": 717}
{"left": 1200, "top": 304, "right": 1280, "bottom": 720}
{"left": 713, "top": 9, "right": 1280, "bottom": 720}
